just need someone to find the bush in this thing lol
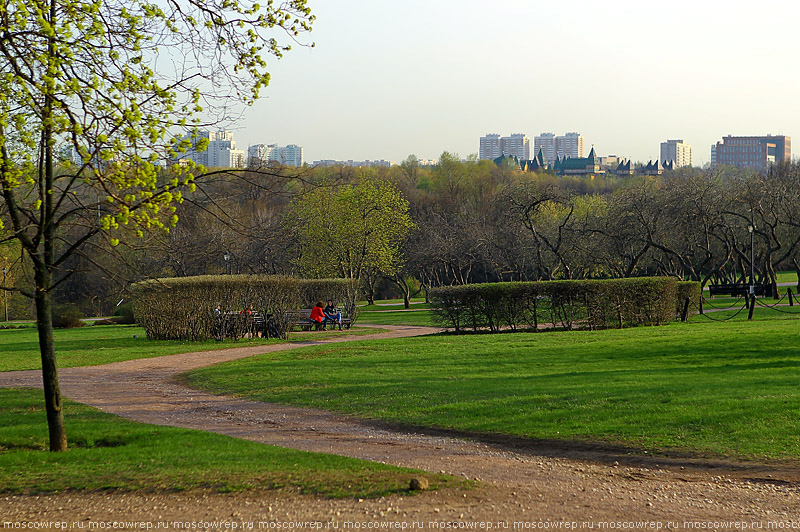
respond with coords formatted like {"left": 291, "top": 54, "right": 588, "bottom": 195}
{"left": 131, "top": 275, "right": 355, "bottom": 341}
{"left": 431, "top": 277, "right": 683, "bottom": 333}
{"left": 676, "top": 281, "right": 702, "bottom": 320}
{"left": 113, "top": 302, "right": 136, "bottom": 324}
{"left": 51, "top": 304, "right": 85, "bottom": 329}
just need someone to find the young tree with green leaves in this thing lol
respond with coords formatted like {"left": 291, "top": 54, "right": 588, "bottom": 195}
{"left": 0, "top": 0, "right": 313, "bottom": 451}
{"left": 289, "top": 175, "right": 416, "bottom": 315}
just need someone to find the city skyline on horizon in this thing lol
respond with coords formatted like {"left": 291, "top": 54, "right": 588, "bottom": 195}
{"left": 226, "top": 0, "right": 800, "bottom": 166}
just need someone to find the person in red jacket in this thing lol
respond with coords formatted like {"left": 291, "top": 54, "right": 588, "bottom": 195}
{"left": 309, "top": 301, "right": 326, "bottom": 330}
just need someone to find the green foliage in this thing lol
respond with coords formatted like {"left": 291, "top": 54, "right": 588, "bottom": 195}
{"left": 0, "top": 389, "right": 441, "bottom": 497}
{"left": 430, "top": 277, "right": 681, "bottom": 332}
{"left": 113, "top": 302, "right": 136, "bottom": 324}
{"left": 0, "top": 0, "right": 313, "bottom": 239}
{"left": 290, "top": 176, "right": 415, "bottom": 277}
{"left": 676, "top": 281, "right": 702, "bottom": 319}
{"left": 288, "top": 175, "right": 415, "bottom": 318}
{"left": 50, "top": 303, "right": 85, "bottom": 329}
{"left": 131, "top": 275, "right": 354, "bottom": 341}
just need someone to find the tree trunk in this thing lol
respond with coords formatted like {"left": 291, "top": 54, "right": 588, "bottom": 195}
{"left": 34, "top": 267, "right": 67, "bottom": 452}
{"left": 793, "top": 258, "right": 800, "bottom": 292}
{"left": 765, "top": 256, "right": 779, "bottom": 299}
{"left": 390, "top": 275, "right": 411, "bottom": 309}
{"left": 39, "top": 20, "right": 67, "bottom": 451}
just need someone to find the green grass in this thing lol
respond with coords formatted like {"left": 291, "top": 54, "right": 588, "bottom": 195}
{"left": 0, "top": 389, "right": 451, "bottom": 497}
{"left": 692, "top": 304, "right": 800, "bottom": 322}
{"left": 776, "top": 271, "right": 798, "bottom": 285}
{"left": 357, "top": 309, "right": 438, "bottom": 327}
{"left": 0, "top": 324, "right": 387, "bottom": 372}
{"left": 185, "top": 318, "right": 800, "bottom": 460}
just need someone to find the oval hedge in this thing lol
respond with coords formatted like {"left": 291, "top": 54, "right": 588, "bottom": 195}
{"left": 430, "top": 277, "right": 700, "bottom": 333}
{"left": 131, "top": 275, "right": 356, "bottom": 341}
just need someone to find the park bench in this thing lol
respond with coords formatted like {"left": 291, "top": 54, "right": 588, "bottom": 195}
{"left": 707, "top": 283, "right": 767, "bottom": 297}
{"left": 216, "top": 311, "right": 270, "bottom": 338}
{"left": 288, "top": 308, "right": 352, "bottom": 331}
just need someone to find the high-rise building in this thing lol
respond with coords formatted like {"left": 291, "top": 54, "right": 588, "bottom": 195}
{"left": 479, "top": 134, "right": 502, "bottom": 160}
{"left": 535, "top": 132, "right": 584, "bottom": 164}
{"left": 534, "top": 133, "right": 557, "bottom": 164}
{"left": 712, "top": 134, "right": 791, "bottom": 171}
{"left": 479, "top": 133, "right": 531, "bottom": 160}
{"left": 175, "top": 130, "right": 245, "bottom": 169}
{"left": 660, "top": 139, "right": 692, "bottom": 168}
{"left": 247, "top": 144, "right": 272, "bottom": 166}
{"left": 277, "top": 144, "right": 304, "bottom": 167}
{"left": 556, "top": 132, "right": 584, "bottom": 160}
{"left": 247, "top": 143, "right": 304, "bottom": 167}
{"left": 501, "top": 134, "right": 530, "bottom": 160}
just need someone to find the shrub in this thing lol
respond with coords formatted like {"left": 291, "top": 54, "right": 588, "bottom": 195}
{"left": 676, "top": 281, "right": 702, "bottom": 320}
{"left": 431, "top": 277, "right": 681, "bottom": 333}
{"left": 131, "top": 275, "right": 355, "bottom": 341}
{"left": 113, "top": 303, "right": 136, "bottom": 324}
{"left": 51, "top": 304, "right": 85, "bottom": 329}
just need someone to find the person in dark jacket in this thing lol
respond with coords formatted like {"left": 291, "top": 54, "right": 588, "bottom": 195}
{"left": 323, "top": 299, "right": 343, "bottom": 330}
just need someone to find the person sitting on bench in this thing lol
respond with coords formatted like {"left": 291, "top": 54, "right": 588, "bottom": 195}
{"left": 323, "top": 299, "right": 343, "bottom": 330}
{"left": 309, "top": 302, "right": 327, "bottom": 330}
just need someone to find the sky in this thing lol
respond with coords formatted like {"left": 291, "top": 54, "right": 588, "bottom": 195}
{"left": 234, "top": 0, "right": 800, "bottom": 166}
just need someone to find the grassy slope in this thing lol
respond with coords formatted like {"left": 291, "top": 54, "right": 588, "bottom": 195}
{"left": 185, "top": 318, "right": 800, "bottom": 460}
{"left": 0, "top": 389, "right": 451, "bottom": 497}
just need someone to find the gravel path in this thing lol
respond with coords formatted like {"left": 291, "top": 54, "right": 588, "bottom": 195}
{"left": 2, "top": 324, "right": 799, "bottom": 528}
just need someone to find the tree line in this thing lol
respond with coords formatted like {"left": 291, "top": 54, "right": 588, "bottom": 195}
{"left": 6, "top": 154, "right": 799, "bottom": 318}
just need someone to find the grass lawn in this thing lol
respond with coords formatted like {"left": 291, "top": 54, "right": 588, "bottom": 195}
{"left": 692, "top": 304, "right": 800, "bottom": 322}
{"left": 357, "top": 308, "right": 438, "bottom": 327}
{"left": 0, "top": 389, "right": 450, "bottom": 497}
{"left": 776, "top": 271, "right": 798, "bottom": 285}
{"left": 0, "top": 324, "right": 387, "bottom": 372}
{"left": 185, "top": 318, "right": 800, "bottom": 460}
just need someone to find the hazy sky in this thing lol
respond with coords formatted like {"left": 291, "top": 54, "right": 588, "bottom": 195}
{"left": 234, "top": 0, "right": 800, "bottom": 165}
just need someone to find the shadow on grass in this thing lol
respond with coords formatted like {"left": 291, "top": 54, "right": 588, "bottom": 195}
{"left": 359, "top": 418, "right": 800, "bottom": 485}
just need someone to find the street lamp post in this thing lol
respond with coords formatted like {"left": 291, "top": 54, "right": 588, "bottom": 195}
{"left": 748, "top": 224, "right": 755, "bottom": 320}
{"left": 223, "top": 251, "right": 230, "bottom": 275}
{"left": 748, "top": 224, "right": 755, "bottom": 294}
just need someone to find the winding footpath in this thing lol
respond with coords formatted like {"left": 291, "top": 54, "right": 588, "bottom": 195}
{"left": 2, "top": 325, "right": 799, "bottom": 527}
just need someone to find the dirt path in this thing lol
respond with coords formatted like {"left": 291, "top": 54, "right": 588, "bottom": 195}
{"left": 2, "top": 325, "right": 799, "bottom": 528}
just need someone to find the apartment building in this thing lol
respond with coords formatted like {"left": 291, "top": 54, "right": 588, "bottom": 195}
{"left": 712, "top": 135, "right": 791, "bottom": 171}
{"left": 247, "top": 143, "right": 304, "bottom": 167}
{"left": 534, "top": 132, "right": 584, "bottom": 164}
{"left": 479, "top": 133, "right": 530, "bottom": 160}
{"left": 660, "top": 139, "right": 692, "bottom": 168}
{"left": 175, "top": 130, "right": 245, "bottom": 169}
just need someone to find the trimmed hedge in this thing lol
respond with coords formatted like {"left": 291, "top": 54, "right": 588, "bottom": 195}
{"left": 431, "top": 277, "right": 698, "bottom": 333}
{"left": 676, "top": 281, "right": 702, "bottom": 320}
{"left": 131, "top": 275, "right": 356, "bottom": 341}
